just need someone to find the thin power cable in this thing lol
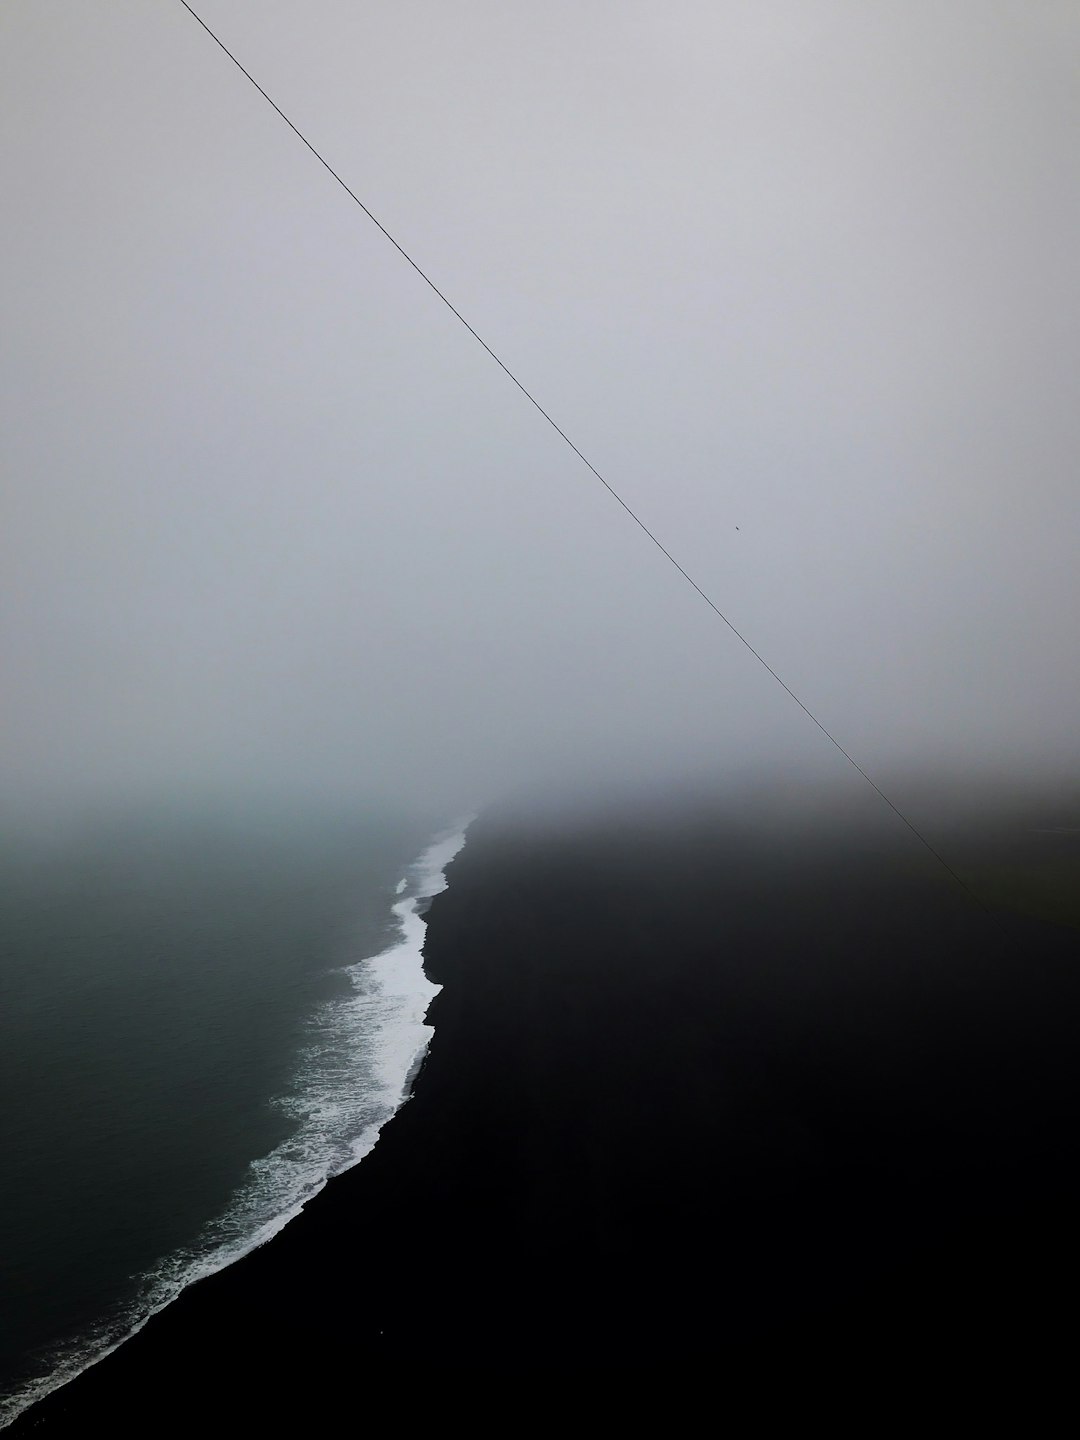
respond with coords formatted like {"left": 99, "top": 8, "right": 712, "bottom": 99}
{"left": 176, "top": 0, "right": 990, "bottom": 912}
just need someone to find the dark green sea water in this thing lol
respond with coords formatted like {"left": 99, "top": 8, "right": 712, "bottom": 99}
{"left": 0, "top": 805, "right": 446, "bottom": 1423}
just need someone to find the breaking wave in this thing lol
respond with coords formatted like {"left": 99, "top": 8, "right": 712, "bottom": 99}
{"left": 0, "top": 820, "right": 471, "bottom": 1429}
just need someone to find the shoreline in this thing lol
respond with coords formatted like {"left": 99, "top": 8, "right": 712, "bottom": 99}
{"left": 2, "top": 823, "right": 467, "bottom": 1432}
{"left": 11, "top": 802, "right": 1080, "bottom": 1425}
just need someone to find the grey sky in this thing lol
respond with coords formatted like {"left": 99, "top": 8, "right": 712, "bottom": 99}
{"left": 3, "top": 1, "right": 1078, "bottom": 821}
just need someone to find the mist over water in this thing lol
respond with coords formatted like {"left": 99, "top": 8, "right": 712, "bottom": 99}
{"left": 2, "top": 2, "right": 1079, "bottom": 1422}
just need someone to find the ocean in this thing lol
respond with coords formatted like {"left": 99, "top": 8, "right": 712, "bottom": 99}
{"left": 3, "top": 791, "right": 1078, "bottom": 1424}
{"left": 0, "top": 806, "right": 466, "bottom": 1427}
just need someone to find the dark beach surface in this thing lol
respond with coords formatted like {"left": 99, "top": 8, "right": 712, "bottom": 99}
{"left": 12, "top": 790, "right": 1080, "bottom": 1427}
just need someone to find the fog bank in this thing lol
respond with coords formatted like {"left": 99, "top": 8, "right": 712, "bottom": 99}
{"left": 3, "top": 2, "right": 1078, "bottom": 825}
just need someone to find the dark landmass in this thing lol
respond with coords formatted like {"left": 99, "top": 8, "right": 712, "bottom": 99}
{"left": 12, "top": 794, "right": 1080, "bottom": 1428}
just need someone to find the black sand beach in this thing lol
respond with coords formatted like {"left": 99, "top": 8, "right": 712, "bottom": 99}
{"left": 12, "top": 795, "right": 1080, "bottom": 1428}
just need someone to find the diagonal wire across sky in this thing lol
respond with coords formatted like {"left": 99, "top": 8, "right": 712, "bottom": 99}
{"left": 176, "top": 0, "right": 990, "bottom": 911}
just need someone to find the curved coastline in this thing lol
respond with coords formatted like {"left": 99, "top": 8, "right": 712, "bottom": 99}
{"left": 12, "top": 800, "right": 1080, "bottom": 1427}
{"left": 2, "top": 821, "right": 471, "bottom": 1432}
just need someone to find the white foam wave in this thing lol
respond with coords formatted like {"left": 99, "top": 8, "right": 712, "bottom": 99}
{"left": 0, "top": 818, "right": 473, "bottom": 1430}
